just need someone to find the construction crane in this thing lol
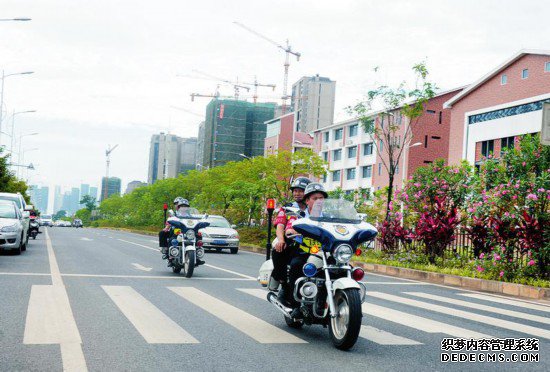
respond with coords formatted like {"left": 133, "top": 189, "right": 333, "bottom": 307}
{"left": 233, "top": 21, "right": 301, "bottom": 113}
{"left": 103, "top": 144, "right": 118, "bottom": 201}
{"left": 192, "top": 69, "right": 276, "bottom": 104}
{"left": 192, "top": 69, "right": 250, "bottom": 101}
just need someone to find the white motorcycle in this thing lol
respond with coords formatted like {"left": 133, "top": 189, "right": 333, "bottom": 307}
{"left": 259, "top": 199, "right": 377, "bottom": 350}
{"left": 165, "top": 208, "right": 209, "bottom": 278}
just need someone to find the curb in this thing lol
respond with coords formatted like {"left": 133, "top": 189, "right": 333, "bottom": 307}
{"left": 352, "top": 261, "right": 550, "bottom": 301}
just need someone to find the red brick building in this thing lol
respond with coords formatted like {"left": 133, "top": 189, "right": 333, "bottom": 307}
{"left": 444, "top": 50, "right": 550, "bottom": 165}
{"left": 264, "top": 112, "right": 313, "bottom": 155}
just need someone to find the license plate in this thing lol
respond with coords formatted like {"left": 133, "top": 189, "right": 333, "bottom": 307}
{"left": 213, "top": 239, "right": 228, "bottom": 245}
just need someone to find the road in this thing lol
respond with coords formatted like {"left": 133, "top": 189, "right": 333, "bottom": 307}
{"left": 0, "top": 228, "right": 548, "bottom": 372}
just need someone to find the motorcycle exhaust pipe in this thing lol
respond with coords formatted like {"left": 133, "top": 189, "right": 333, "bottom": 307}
{"left": 267, "top": 292, "right": 292, "bottom": 318}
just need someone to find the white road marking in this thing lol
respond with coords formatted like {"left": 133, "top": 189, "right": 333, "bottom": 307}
{"left": 0, "top": 272, "right": 50, "bottom": 276}
{"left": 458, "top": 293, "right": 550, "bottom": 313}
{"left": 237, "top": 288, "right": 268, "bottom": 300}
{"left": 80, "top": 237, "right": 93, "bottom": 241}
{"left": 362, "top": 282, "right": 431, "bottom": 285}
{"left": 117, "top": 238, "right": 159, "bottom": 252}
{"left": 363, "top": 302, "right": 492, "bottom": 339}
{"left": 204, "top": 263, "right": 255, "bottom": 280}
{"left": 102, "top": 286, "right": 198, "bottom": 344}
{"left": 368, "top": 291, "right": 550, "bottom": 340}
{"left": 149, "top": 240, "right": 158, "bottom": 244}
{"left": 169, "top": 287, "right": 306, "bottom": 344}
{"left": 24, "top": 230, "right": 88, "bottom": 372}
{"left": 131, "top": 263, "right": 152, "bottom": 272}
{"left": 360, "top": 325, "right": 422, "bottom": 345}
{"left": 61, "top": 273, "right": 254, "bottom": 280}
{"left": 407, "top": 292, "right": 550, "bottom": 325}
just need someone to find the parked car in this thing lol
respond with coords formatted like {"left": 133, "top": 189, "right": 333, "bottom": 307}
{"left": 199, "top": 215, "right": 239, "bottom": 254}
{"left": 73, "top": 219, "right": 83, "bottom": 228}
{"left": 0, "top": 192, "right": 32, "bottom": 246}
{"left": 39, "top": 214, "right": 54, "bottom": 227}
{"left": 0, "top": 200, "right": 25, "bottom": 255}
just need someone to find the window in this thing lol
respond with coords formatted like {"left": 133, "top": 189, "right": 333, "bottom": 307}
{"left": 438, "top": 111, "right": 442, "bottom": 124}
{"left": 322, "top": 174, "right": 327, "bottom": 183}
{"left": 347, "top": 146, "right": 357, "bottom": 158}
{"left": 501, "top": 136, "right": 515, "bottom": 152}
{"left": 379, "top": 140, "right": 383, "bottom": 152}
{"left": 349, "top": 124, "right": 358, "bottom": 137}
{"left": 346, "top": 168, "right": 356, "bottom": 180}
{"left": 427, "top": 110, "right": 436, "bottom": 114}
{"left": 334, "top": 128, "right": 343, "bottom": 140}
{"left": 481, "top": 140, "right": 494, "bottom": 157}
{"left": 431, "top": 136, "right": 441, "bottom": 140}
{"left": 501, "top": 74, "right": 507, "bottom": 85}
{"left": 424, "top": 135, "right": 428, "bottom": 148}
{"left": 362, "top": 165, "right": 372, "bottom": 178}
{"left": 332, "top": 170, "right": 341, "bottom": 182}
{"left": 323, "top": 132, "right": 330, "bottom": 143}
{"left": 363, "top": 142, "right": 373, "bottom": 156}
{"left": 333, "top": 149, "right": 342, "bottom": 161}
{"left": 378, "top": 163, "right": 382, "bottom": 176}
{"left": 322, "top": 152, "right": 328, "bottom": 161}
{"left": 522, "top": 69, "right": 529, "bottom": 79}
{"left": 546, "top": 62, "right": 550, "bottom": 72}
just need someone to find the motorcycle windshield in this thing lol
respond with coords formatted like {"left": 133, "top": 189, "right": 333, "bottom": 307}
{"left": 309, "top": 199, "right": 361, "bottom": 224}
{"left": 175, "top": 207, "right": 202, "bottom": 219}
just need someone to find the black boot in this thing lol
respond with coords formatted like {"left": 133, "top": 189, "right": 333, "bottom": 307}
{"left": 278, "top": 283, "right": 292, "bottom": 307}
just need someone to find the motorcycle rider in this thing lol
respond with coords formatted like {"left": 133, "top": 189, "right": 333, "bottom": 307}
{"left": 284, "top": 182, "right": 328, "bottom": 313}
{"left": 271, "top": 177, "right": 311, "bottom": 305}
{"left": 159, "top": 197, "right": 187, "bottom": 255}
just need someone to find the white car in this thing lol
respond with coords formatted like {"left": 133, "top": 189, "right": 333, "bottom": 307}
{"left": 0, "top": 192, "right": 32, "bottom": 247}
{"left": 39, "top": 214, "right": 54, "bottom": 227}
{"left": 0, "top": 200, "right": 25, "bottom": 254}
{"left": 199, "top": 215, "right": 240, "bottom": 254}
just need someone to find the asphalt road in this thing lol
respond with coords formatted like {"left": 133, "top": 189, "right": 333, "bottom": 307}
{"left": 0, "top": 227, "right": 548, "bottom": 372}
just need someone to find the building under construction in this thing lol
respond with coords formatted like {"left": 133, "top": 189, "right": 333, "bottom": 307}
{"left": 201, "top": 99, "right": 277, "bottom": 168}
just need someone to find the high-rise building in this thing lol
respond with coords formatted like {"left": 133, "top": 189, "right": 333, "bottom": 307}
{"left": 100, "top": 177, "right": 121, "bottom": 201}
{"left": 89, "top": 186, "right": 98, "bottom": 201}
{"left": 70, "top": 187, "right": 80, "bottom": 214}
{"left": 147, "top": 133, "right": 198, "bottom": 183}
{"left": 291, "top": 75, "right": 336, "bottom": 133}
{"left": 125, "top": 180, "right": 147, "bottom": 194}
{"left": 80, "top": 184, "right": 90, "bottom": 197}
{"left": 180, "top": 137, "right": 197, "bottom": 174}
{"left": 196, "top": 121, "right": 205, "bottom": 168}
{"left": 29, "top": 185, "right": 49, "bottom": 213}
{"left": 53, "top": 185, "right": 63, "bottom": 213}
{"left": 203, "top": 99, "right": 276, "bottom": 168}
{"left": 61, "top": 192, "right": 72, "bottom": 214}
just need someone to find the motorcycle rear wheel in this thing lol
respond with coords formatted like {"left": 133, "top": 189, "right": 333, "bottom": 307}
{"left": 329, "top": 288, "right": 362, "bottom": 350}
{"left": 182, "top": 251, "right": 195, "bottom": 278}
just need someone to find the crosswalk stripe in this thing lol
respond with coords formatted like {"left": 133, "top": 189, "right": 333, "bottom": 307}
{"left": 458, "top": 293, "right": 550, "bottom": 313}
{"left": 407, "top": 292, "right": 550, "bottom": 325}
{"left": 102, "top": 286, "right": 199, "bottom": 344}
{"left": 368, "top": 292, "right": 550, "bottom": 340}
{"left": 360, "top": 326, "right": 422, "bottom": 345}
{"left": 169, "top": 287, "right": 306, "bottom": 344}
{"left": 363, "top": 302, "right": 492, "bottom": 339}
{"left": 236, "top": 288, "right": 268, "bottom": 300}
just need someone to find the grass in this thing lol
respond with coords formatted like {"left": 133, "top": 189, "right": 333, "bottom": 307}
{"left": 354, "top": 250, "right": 550, "bottom": 288}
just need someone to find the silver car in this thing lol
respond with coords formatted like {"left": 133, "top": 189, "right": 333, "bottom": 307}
{"left": 0, "top": 200, "right": 25, "bottom": 255}
{"left": 200, "top": 215, "right": 239, "bottom": 254}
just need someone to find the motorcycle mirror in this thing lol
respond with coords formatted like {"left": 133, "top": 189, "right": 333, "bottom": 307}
{"left": 299, "top": 211, "right": 306, "bottom": 217}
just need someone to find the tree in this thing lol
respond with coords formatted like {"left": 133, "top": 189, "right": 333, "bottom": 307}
{"left": 53, "top": 210, "right": 67, "bottom": 220}
{"left": 349, "top": 62, "right": 437, "bottom": 219}
{"left": 80, "top": 194, "right": 97, "bottom": 212}
{"left": 0, "top": 147, "right": 29, "bottom": 200}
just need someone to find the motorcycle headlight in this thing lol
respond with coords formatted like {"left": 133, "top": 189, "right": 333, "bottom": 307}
{"left": 169, "top": 247, "right": 180, "bottom": 257}
{"left": 185, "top": 230, "right": 195, "bottom": 240}
{"left": 1, "top": 224, "right": 18, "bottom": 233}
{"left": 333, "top": 244, "right": 353, "bottom": 264}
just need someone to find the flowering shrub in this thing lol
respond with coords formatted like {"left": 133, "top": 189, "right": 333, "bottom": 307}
{"left": 376, "top": 204, "right": 411, "bottom": 254}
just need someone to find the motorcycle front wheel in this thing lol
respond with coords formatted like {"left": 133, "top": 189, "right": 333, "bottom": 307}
{"left": 182, "top": 251, "right": 195, "bottom": 278}
{"left": 328, "top": 288, "right": 362, "bottom": 350}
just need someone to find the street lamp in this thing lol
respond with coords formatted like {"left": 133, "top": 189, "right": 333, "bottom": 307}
{"left": 17, "top": 132, "right": 38, "bottom": 177}
{"left": 0, "top": 18, "right": 32, "bottom": 21}
{"left": 0, "top": 71, "right": 34, "bottom": 145}
{"left": 10, "top": 110, "right": 36, "bottom": 155}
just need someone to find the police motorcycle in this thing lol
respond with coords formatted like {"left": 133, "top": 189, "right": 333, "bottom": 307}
{"left": 29, "top": 219, "right": 40, "bottom": 239}
{"left": 259, "top": 199, "right": 377, "bottom": 350}
{"left": 164, "top": 207, "right": 209, "bottom": 278}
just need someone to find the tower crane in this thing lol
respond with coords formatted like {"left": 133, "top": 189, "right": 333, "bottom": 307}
{"left": 103, "top": 144, "right": 118, "bottom": 201}
{"left": 233, "top": 21, "right": 301, "bottom": 113}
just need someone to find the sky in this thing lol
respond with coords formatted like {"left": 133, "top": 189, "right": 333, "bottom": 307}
{"left": 1, "top": 0, "right": 549, "bottom": 210}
